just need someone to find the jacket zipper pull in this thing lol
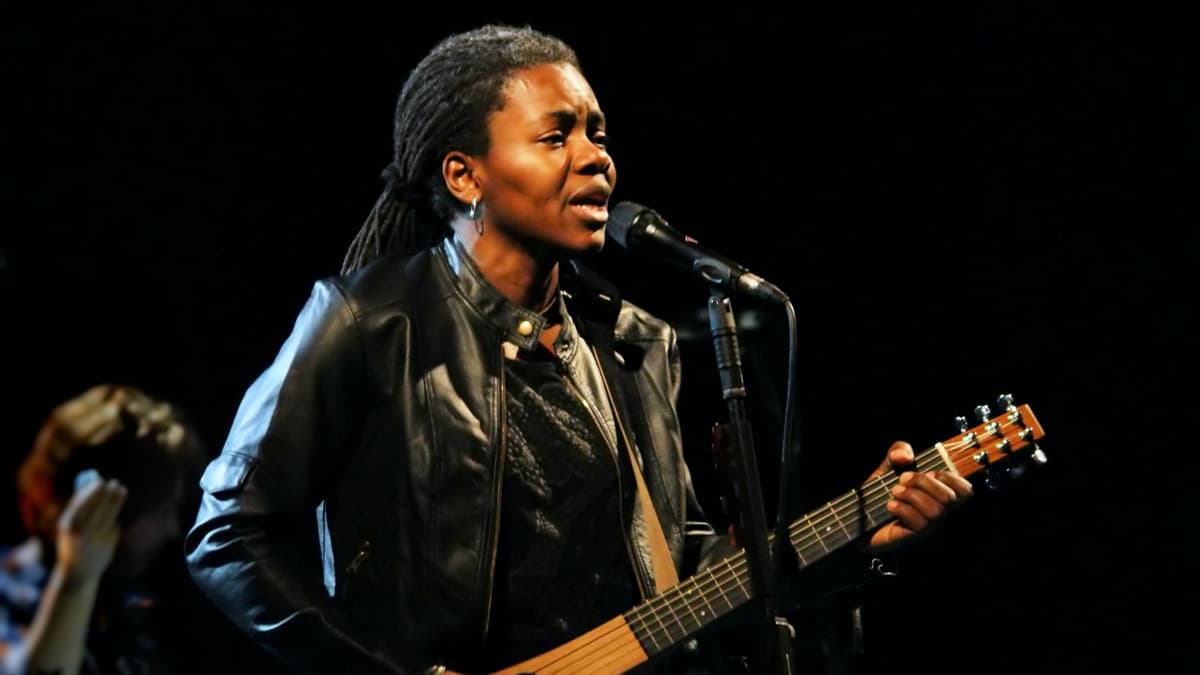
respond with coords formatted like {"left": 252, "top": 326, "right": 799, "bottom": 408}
{"left": 346, "top": 540, "right": 371, "bottom": 575}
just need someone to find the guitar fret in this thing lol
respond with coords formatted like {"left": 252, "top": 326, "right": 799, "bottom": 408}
{"left": 868, "top": 476, "right": 891, "bottom": 528}
{"left": 644, "top": 597, "right": 670, "bottom": 650}
{"left": 828, "top": 501, "right": 853, "bottom": 541}
{"left": 660, "top": 590, "right": 689, "bottom": 641}
{"left": 805, "top": 514, "right": 831, "bottom": 552}
{"left": 797, "top": 539, "right": 826, "bottom": 564}
{"left": 692, "top": 575, "right": 718, "bottom": 623}
{"left": 632, "top": 610, "right": 660, "bottom": 652}
{"left": 727, "top": 557, "right": 748, "bottom": 601}
{"left": 708, "top": 564, "right": 734, "bottom": 611}
{"left": 678, "top": 581, "right": 708, "bottom": 632}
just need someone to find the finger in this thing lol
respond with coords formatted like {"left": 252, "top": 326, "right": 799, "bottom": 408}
{"left": 891, "top": 478, "right": 948, "bottom": 522}
{"left": 933, "top": 471, "right": 975, "bottom": 499}
{"left": 886, "top": 441, "right": 915, "bottom": 472}
{"left": 60, "top": 477, "right": 107, "bottom": 532}
{"left": 872, "top": 521, "right": 914, "bottom": 550}
{"left": 869, "top": 440, "right": 914, "bottom": 479}
{"left": 901, "top": 471, "right": 959, "bottom": 506}
{"left": 885, "top": 497, "right": 929, "bottom": 533}
{"left": 88, "top": 480, "right": 128, "bottom": 531}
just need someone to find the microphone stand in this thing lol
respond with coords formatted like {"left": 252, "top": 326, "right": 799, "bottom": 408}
{"left": 707, "top": 292, "right": 797, "bottom": 675}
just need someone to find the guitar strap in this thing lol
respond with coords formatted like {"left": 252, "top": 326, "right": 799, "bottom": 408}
{"left": 621, "top": 422, "right": 680, "bottom": 592}
{"left": 562, "top": 269, "right": 680, "bottom": 595}
{"left": 591, "top": 344, "right": 680, "bottom": 593}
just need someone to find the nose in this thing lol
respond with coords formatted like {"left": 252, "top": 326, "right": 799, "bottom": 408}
{"left": 574, "top": 138, "right": 613, "bottom": 178}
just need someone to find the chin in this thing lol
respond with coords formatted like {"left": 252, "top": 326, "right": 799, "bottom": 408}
{"left": 582, "top": 226, "right": 607, "bottom": 251}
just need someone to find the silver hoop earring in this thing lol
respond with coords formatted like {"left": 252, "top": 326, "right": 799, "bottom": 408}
{"left": 471, "top": 197, "right": 484, "bottom": 235}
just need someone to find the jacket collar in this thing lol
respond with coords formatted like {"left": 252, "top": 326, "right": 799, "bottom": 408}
{"left": 436, "top": 235, "right": 550, "bottom": 352}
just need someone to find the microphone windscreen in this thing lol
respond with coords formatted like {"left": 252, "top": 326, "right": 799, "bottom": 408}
{"left": 605, "top": 201, "right": 652, "bottom": 249}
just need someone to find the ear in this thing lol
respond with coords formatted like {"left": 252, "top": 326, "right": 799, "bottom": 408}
{"left": 442, "top": 151, "right": 481, "bottom": 207}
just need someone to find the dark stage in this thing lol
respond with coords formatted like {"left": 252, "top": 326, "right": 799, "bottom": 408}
{"left": 3, "top": 4, "right": 1194, "bottom": 674}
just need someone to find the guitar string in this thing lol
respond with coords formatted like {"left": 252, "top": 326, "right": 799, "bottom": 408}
{"left": 526, "top": 491, "right": 890, "bottom": 675}
{"left": 536, "top": 409, "right": 1038, "bottom": 671}
{"left": 533, "top": 425, "right": 1016, "bottom": 674}
{"left": 536, "top": 621, "right": 640, "bottom": 675}
{"left": 532, "top": 486, "right": 901, "bottom": 675}
{"left": 568, "top": 431, "right": 989, "bottom": 667}
{"left": 621, "top": 418, "right": 1023, "bottom": 651}
{"left": 523, "top": 416, "right": 1029, "bottom": 673}
{"left": 561, "top": 638, "right": 646, "bottom": 675}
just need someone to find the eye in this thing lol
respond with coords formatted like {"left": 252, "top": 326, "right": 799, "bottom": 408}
{"left": 541, "top": 132, "right": 566, "bottom": 146}
{"left": 592, "top": 130, "right": 609, "bottom": 148}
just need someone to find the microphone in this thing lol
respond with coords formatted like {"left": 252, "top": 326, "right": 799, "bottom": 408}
{"left": 606, "top": 201, "right": 789, "bottom": 304}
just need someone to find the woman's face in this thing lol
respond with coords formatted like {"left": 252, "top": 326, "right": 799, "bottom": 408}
{"left": 473, "top": 62, "right": 616, "bottom": 256}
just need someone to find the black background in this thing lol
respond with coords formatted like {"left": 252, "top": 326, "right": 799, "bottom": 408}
{"left": 3, "top": 3, "right": 1195, "bottom": 674}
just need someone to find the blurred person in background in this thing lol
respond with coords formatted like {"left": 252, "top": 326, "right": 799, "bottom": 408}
{"left": 0, "top": 384, "right": 205, "bottom": 675}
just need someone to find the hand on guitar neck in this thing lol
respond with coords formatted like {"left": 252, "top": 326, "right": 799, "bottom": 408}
{"left": 710, "top": 424, "right": 975, "bottom": 553}
{"left": 862, "top": 440, "right": 974, "bottom": 552}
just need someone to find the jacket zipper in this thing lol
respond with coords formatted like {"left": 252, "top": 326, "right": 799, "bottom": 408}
{"left": 559, "top": 362, "right": 653, "bottom": 600}
{"left": 479, "top": 343, "right": 507, "bottom": 643}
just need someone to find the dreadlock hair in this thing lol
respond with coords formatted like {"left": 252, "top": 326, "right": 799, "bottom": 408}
{"left": 340, "top": 24, "right": 581, "bottom": 275}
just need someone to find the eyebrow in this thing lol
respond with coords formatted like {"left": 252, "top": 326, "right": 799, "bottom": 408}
{"left": 545, "top": 109, "right": 606, "bottom": 128}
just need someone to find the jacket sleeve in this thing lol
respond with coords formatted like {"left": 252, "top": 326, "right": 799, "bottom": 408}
{"left": 183, "top": 279, "right": 403, "bottom": 675}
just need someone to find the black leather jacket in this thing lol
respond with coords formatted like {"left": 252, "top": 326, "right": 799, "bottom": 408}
{"left": 184, "top": 238, "right": 725, "bottom": 674}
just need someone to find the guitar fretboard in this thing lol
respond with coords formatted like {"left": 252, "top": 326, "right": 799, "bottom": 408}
{"left": 622, "top": 445, "right": 952, "bottom": 656}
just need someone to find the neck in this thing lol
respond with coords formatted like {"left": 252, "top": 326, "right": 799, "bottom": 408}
{"left": 453, "top": 224, "right": 559, "bottom": 311}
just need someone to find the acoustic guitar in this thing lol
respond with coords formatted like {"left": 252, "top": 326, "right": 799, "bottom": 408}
{"left": 482, "top": 395, "right": 1046, "bottom": 675}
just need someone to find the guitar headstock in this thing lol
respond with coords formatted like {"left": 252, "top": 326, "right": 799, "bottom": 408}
{"left": 939, "top": 394, "right": 1046, "bottom": 486}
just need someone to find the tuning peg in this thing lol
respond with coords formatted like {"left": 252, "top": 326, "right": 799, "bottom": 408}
{"left": 1030, "top": 444, "right": 1048, "bottom": 465}
{"left": 974, "top": 404, "right": 992, "bottom": 423}
{"left": 954, "top": 415, "right": 969, "bottom": 433}
{"left": 996, "top": 393, "right": 1015, "bottom": 411}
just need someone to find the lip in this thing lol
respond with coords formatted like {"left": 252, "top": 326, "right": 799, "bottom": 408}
{"left": 567, "top": 184, "right": 611, "bottom": 227}
{"left": 568, "top": 183, "right": 611, "bottom": 207}
{"left": 568, "top": 202, "right": 609, "bottom": 228}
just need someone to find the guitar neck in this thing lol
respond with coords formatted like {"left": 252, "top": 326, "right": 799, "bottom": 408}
{"left": 622, "top": 444, "right": 952, "bottom": 657}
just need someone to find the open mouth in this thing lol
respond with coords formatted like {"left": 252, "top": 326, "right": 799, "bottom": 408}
{"left": 569, "top": 191, "right": 610, "bottom": 224}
